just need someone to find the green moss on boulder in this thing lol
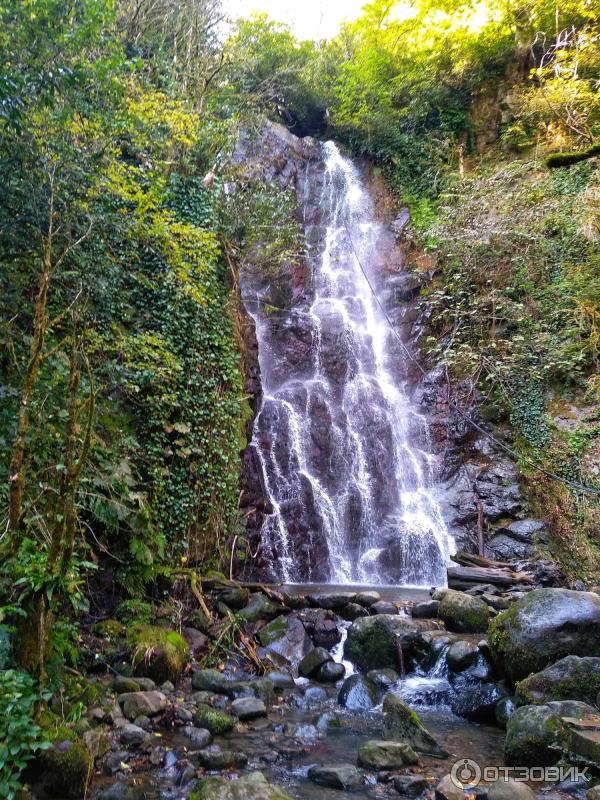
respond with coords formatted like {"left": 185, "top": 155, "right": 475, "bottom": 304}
{"left": 189, "top": 776, "right": 294, "bottom": 799}
{"left": 193, "top": 703, "right": 234, "bottom": 734}
{"left": 115, "top": 600, "right": 153, "bottom": 625}
{"left": 126, "top": 624, "right": 189, "bottom": 684}
{"left": 515, "top": 656, "right": 600, "bottom": 706}
{"left": 39, "top": 732, "right": 92, "bottom": 798}
{"left": 437, "top": 590, "right": 490, "bottom": 634}
{"left": 91, "top": 619, "right": 126, "bottom": 639}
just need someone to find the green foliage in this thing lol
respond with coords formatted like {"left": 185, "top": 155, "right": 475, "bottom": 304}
{"left": 115, "top": 599, "right": 153, "bottom": 625}
{"left": 0, "top": 670, "right": 51, "bottom": 800}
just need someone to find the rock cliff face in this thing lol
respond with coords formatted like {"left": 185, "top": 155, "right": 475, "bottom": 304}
{"left": 234, "top": 122, "right": 550, "bottom": 582}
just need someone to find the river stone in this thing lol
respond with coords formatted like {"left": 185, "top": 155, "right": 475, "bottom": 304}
{"left": 119, "top": 691, "right": 168, "bottom": 720}
{"left": 367, "top": 668, "right": 399, "bottom": 687}
{"left": 355, "top": 591, "right": 381, "bottom": 607}
{"left": 231, "top": 697, "right": 267, "bottom": 720}
{"left": 316, "top": 661, "right": 345, "bottom": 683}
{"left": 258, "top": 615, "right": 312, "bottom": 665}
{"left": 488, "top": 781, "right": 536, "bottom": 800}
{"left": 515, "top": 656, "right": 600, "bottom": 707}
{"left": 266, "top": 670, "right": 294, "bottom": 690}
{"left": 189, "top": 776, "right": 294, "bottom": 799}
{"left": 299, "top": 646, "right": 332, "bottom": 678}
{"left": 299, "top": 608, "right": 342, "bottom": 649}
{"left": 341, "top": 602, "right": 370, "bottom": 621}
{"left": 338, "top": 674, "right": 377, "bottom": 711}
{"left": 307, "top": 592, "right": 356, "bottom": 610}
{"left": 504, "top": 701, "right": 596, "bottom": 766}
{"left": 489, "top": 589, "right": 600, "bottom": 685}
{"left": 238, "top": 593, "right": 287, "bottom": 623}
{"left": 217, "top": 586, "right": 250, "bottom": 610}
{"left": 344, "top": 615, "right": 426, "bottom": 671}
{"left": 413, "top": 601, "right": 439, "bottom": 619}
{"left": 308, "top": 763, "right": 362, "bottom": 790}
{"left": 97, "top": 784, "right": 146, "bottom": 800}
{"left": 372, "top": 601, "right": 399, "bottom": 615}
{"left": 495, "top": 696, "right": 516, "bottom": 728}
{"left": 435, "top": 774, "right": 469, "bottom": 800}
{"left": 192, "top": 669, "right": 231, "bottom": 693}
{"left": 112, "top": 676, "right": 141, "bottom": 693}
{"left": 119, "top": 723, "right": 149, "bottom": 746}
{"left": 437, "top": 590, "right": 491, "bottom": 634}
{"left": 357, "top": 740, "right": 419, "bottom": 770}
{"left": 197, "top": 745, "right": 248, "bottom": 770}
{"left": 193, "top": 704, "right": 234, "bottom": 734}
{"left": 382, "top": 693, "right": 448, "bottom": 757}
{"left": 183, "top": 726, "right": 212, "bottom": 748}
{"left": 304, "top": 686, "right": 328, "bottom": 703}
{"left": 446, "top": 640, "right": 479, "bottom": 672}
{"left": 394, "top": 775, "right": 430, "bottom": 796}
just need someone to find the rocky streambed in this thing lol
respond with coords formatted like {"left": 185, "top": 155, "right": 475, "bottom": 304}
{"left": 24, "top": 580, "right": 600, "bottom": 800}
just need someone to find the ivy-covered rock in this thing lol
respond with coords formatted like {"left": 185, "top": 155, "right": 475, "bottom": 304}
{"left": 516, "top": 656, "right": 600, "bottom": 706}
{"left": 126, "top": 624, "right": 189, "bottom": 684}
{"left": 489, "top": 589, "right": 600, "bottom": 685}
{"left": 193, "top": 704, "right": 235, "bottom": 734}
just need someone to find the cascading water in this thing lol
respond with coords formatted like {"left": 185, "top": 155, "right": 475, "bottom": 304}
{"left": 243, "top": 140, "right": 452, "bottom": 586}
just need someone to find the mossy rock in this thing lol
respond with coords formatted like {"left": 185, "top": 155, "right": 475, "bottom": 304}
{"left": 193, "top": 703, "right": 235, "bottom": 734}
{"left": 344, "top": 615, "right": 426, "bottom": 671}
{"left": 126, "top": 624, "right": 189, "bottom": 684}
{"left": 38, "top": 734, "right": 92, "bottom": 799}
{"left": 437, "top": 590, "right": 490, "bottom": 634}
{"left": 190, "top": 776, "right": 294, "bottom": 799}
{"left": 91, "top": 619, "right": 126, "bottom": 639}
{"left": 382, "top": 692, "right": 447, "bottom": 758}
{"left": 489, "top": 589, "right": 600, "bottom": 685}
{"left": 515, "top": 656, "right": 600, "bottom": 706}
{"left": 186, "top": 609, "right": 211, "bottom": 633}
{"left": 115, "top": 600, "right": 153, "bottom": 625}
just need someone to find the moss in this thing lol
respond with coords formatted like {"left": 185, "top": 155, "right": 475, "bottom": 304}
{"left": 91, "top": 619, "right": 126, "bottom": 639}
{"left": 186, "top": 609, "right": 211, "bottom": 633}
{"left": 38, "top": 733, "right": 92, "bottom": 799}
{"left": 193, "top": 703, "right": 234, "bottom": 734}
{"left": 126, "top": 624, "right": 189, "bottom": 684}
{"left": 115, "top": 600, "right": 153, "bottom": 625}
{"left": 547, "top": 142, "right": 600, "bottom": 169}
{"left": 438, "top": 592, "right": 490, "bottom": 634}
{"left": 258, "top": 615, "right": 289, "bottom": 646}
{"left": 190, "top": 777, "right": 294, "bottom": 799}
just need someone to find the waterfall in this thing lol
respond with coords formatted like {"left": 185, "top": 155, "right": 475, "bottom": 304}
{"left": 243, "top": 140, "right": 452, "bottom": 586}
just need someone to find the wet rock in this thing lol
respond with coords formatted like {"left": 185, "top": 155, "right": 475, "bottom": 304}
{"left": 435, "top": 774, "right": 469, "bottom": 800}
{"left": 231, "top": 697, "right": 267, "bottom": 720}
{"left": 382, "top": 693, "right": 448, "bottom": 757}
{"left": 119, "top": 691, "right": 168, "bottom": 720}
{"left": 307, "top": 591, "right": 356, "bottom": 610}
{"left": 372, "top": 601, "right": 399, "bottom": 615}
{"left": 367, "top": 668, "right": 399, "bottom": 688}
{"left": 299, "top": 608, "right": 342, "bottom": 649}
{"left": 217, "top": 586, "right": 250, "bottom": 610}
{"left": 304, "top": 686, "right": 328, "bottom": 703}
{"left": 447, "top": 641, "right": 479, "bottom": 672}
{"left": 97, "top": 783, "right": 146, "bottom": 800}
{"left": 488, "top": 780, "right": 536, "bottom": 800}
{"left": 345, "top": 615, "right": 427, "bottom": 671}
{"left": 175, "top": 707, "right": 193, "bottom": 723}
{"left": 338, "top": 674, "right": 377, "bottom": 711}
{"left": 308, "top": 763, "right": 362, "bottom": 790}
{"left": 357, "top": 740, "right": 419, "bottom": 770}
{"left": 197, "top": 745, "right": 248, "bottom": 770}
{"left": 489, "top": 589, "right": 600, "bottom": 685}
{"left": 314, "top": 712, "right": 341, "bottom": 732}
{"left": 316, "top": 661, "right": 345, "bottom": 683}
{"left": 258, "top": 615, "right": 312, "bottom": 665}
{"left": 394, "top": 775, "right": 430, "bottom": 796}
{"left": 355, "top": 591, "right": 381, "bottom": 607}
{"left": 119, "top": 723, "right": 150, "bottom": 746}
{"left": 293, "top": 723, "right": 318, "bottom": 739}
{"left": 238, "top": 593, "right": 287, "bottom": 623}
{"left": 515, "top": 656, "right": 600, "bottom": 707}
{"left": 495, "top": 696, "right": 516, "bottom": 728}
{"left": 413, "top": 601, "right": 439, "bottom": 619}
{"left": 183, "top": 726, "right": 212, "bottom": 748}
{"left": 112, "top": 676, "right": 141, "bottom": 694}
{"left": 193, "top": 704, "right": 234, "bottom": 735}
{"left": 504, "top": 701, "right": 596, "bottom": 766}
{"left": 188, "top": 774, "right": 294, "bottom": 799}
{"left": 299, "top": 646, "right": 332, "bottom": 678}
{"left": 341, "top": 602, "right": 370, "bottom": 621}
{"left": 192, "top": 669, "right": 231, "bottom": 693}
{"left": 126, "top": 625, "right": 189, "bottom": 685}
{"left": 135, "top": 677, "right": 156, "bottom": 691}
{"left": 266, "top": 670, "right": 294, "bottom": 690}
{"left": 436, "top": 590, "right": 491, "bottom": 634}
{"left": 486, "top": 519, "right": 549, "bottom": 561}
{"left": 183, "top": 627, "right": 209, "bottom": 656}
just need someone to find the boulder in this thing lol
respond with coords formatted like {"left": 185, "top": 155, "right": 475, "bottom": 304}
{"left": 119, "top": 723, "right": 149, "bottom": 746}
{"left": 217, "top": 586, "right": 250, "bottom": 610}
{"left": 488, "top": 781, "right": 536, "bottom": 800}
{"left": 266, "top": 670, "right": 294, "bottom": 691}
{"left": 344, "top": 615, "right": 426, "bottom": 671}
{"left": 193, "top": 704, "right": 234, "bottom": 735}
{"left": 307, "top": 592, "right": 356, "bottom": 610}
{"left": 446, "top": 641, "right": 479, "bottom": 672}
{"left": 382, "top": 693, "right": 448, "bottom": 757}
{"left": 437, "top": 590, "right": 490, "bottom": 634}
{"left": 413, "top": 601, "right": 439, "bottom": 619}
{"left": 504, "top": 701, "right": 596, "bottom": 766}
{"left": 192, "top": 669, "right": 232, "bottom": 694}
{"left": 238, "top": 593, "right": 287, "bottom": 623}
{"left": 489, "top": 589, "right": 600, "bottom": 684}
{"left": 515, "top": 656, "right": 600, "bottom": 707}
{"left": 435, "top": 774, "right": 469, "bottom": 800}
{"left": 495, "top": 696, "right": 516, "bottom": 728}
{"left": 125, "top": 624, "right": 189, "bottom": 684}
{"left": 338, "top": 674, "right": 377, "bottom": 711}
{"left": 298, "top": 646, "right": 332, "bottom": 678}
{"left": 367, "top": 668, "right": 398, "bottom": 688}
{"left": 372, "top": 601, "right": 399, "bottom": 615}
{"left": 298, "top": 608, "right": 342, "bottom": 649}
{"left": 354, "top": 591, "right": 381, "bottom": 607}
{"left": 183, "top": 726, "right": 212, "bottom": 748}
{"left": 394, "top": 776, "right": 429, "bottom": 796}
{"left": 257, "top": 615, "right": 312, "bottom": 665}
{"left": 189, "top": 776, "right": 293, "bottom": 799}
{"left": 341, "top": 602, "right": 370, "bottom": 621}
{"left": 357, "top": 740, "right": 418, "bottom": 770}
{"left": 119, "top": 691, "right": 168, "bottom": 720}
{"left": 38, "top": 737, "right": 92, "bottom": 799}
{"left": 308, "top": 764, "right": 362, "bottom": 790}
{"left": 231, "top": 697, "right": 267, "bottom": 721}
{"left": 316, "top": 661, "right": 345, "bottom": 683}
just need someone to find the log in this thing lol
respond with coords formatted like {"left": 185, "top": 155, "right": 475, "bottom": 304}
{"left": 447, "top": 565, "right": 532, "bottom": 588}
{"left": 451, "top": 551, "right": 510, "bottom": 570}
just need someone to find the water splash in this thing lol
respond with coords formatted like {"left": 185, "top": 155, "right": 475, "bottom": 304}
{"left": 244, "top": 141, "right": 452, "bottom": 585}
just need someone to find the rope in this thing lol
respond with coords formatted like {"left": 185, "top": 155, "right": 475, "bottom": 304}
{"left": 342, "top": 221, "right": 600, "bottom": 497}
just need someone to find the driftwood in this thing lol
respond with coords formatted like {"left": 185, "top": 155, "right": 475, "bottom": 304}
{"left": 448, "top": 565, "right": 533, "bottom": 588}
